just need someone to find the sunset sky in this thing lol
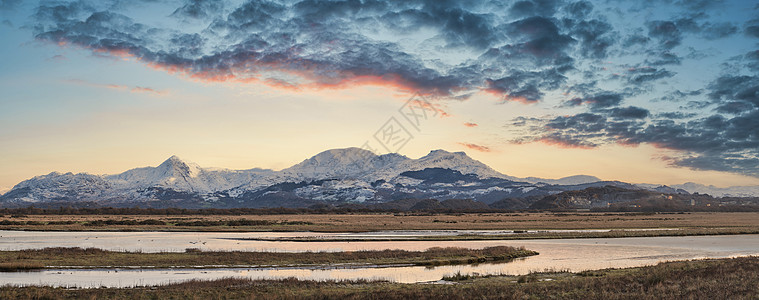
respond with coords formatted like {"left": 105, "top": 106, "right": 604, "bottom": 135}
{"left": 1, "top": 0, "right": 759, "bottom": 192}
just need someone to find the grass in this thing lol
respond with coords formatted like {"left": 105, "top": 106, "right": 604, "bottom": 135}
{"left": 0, "top": 262, "right": 45, "bottom": 272}
{"left": 2, "top": 212, "right": 759, "bottom": 233}
{"left": 1, "top": 256, "right": 757, "bottom": 299}
{"left": 0, "top": 246, "right": 537, "bottom": 270}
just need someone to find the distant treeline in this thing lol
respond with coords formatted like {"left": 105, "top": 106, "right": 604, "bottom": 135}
{"left": 2, "top": 203, "right": 759, "bottom": 216}
{"left": 0, "top": 206, "right": 506, "bottom": 216}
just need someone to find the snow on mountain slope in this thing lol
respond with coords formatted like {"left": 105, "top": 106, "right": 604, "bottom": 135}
{"left": 9, "top": 148, "right": 750, "bottom": 208}
{"left": 280, "top": 148, "right": 410, "bottom": 180}
{"left": 392, "top": 150, "right": 508, "bottom": 180}
{"left": 672, "top": 182, "right": 759, "bottom": 197}
{"left": 1, "top": 172, "right": 111, "bottom": 203}
{"left": 107, "top": 156, "right": 273, "bottom": 193}
{"left": 281, "top": 148, "right": 507, "bottom": 181}
{"left": 519, "top": 175, "right": 602, "bottom": 185}
{"left": 0, "top": 149, "right": 534, "bottom": 205}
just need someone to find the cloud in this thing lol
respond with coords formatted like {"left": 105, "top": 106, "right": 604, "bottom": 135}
{"left": 512, "top": 74, "right": 759, "bottom": 176}
{"left": 569, "top": 19, "right": 616, "bottom": 59}
{"left": 707, "top": 75, "right": 759, "bottom": 113}
{"left": 656, "top": 112, "right": 697, "bottom": 119}
{"left": 130, "top": 86, "right": 167, "bottom": 95}
{"left": 458, "top": 142, "right": 491, "bottom": 152}
{"left": 28, "top": 1, "right": 587, "bottom": 102}
{"left": 607, "top": 106, "right": 650, "bottom": 119}
{"left": 64, "top": 79, "right": 166, "bottom": 95}
{"left": 627, "top": 67, "right": 675, "bottom": 84}
{"left": 509, "top": 0, "right": 561, "bottom": 17}
{"left": 463, "top": 122, "right": 478, "bottom": 127}
{"left": 24, "top": 0, "right": 759, "bottom": 177}
{"left": 747, "top": 50, "right": 759, "bottom": 72}
{"left": 747, "top": 25, "right": 759, "bottom": 38}
{"left": 647, "top": 20, "right": 682, "bottom": 49}
{"left": 565, "top": 92, "right": 625, "bottom": 108}
{"left": 171, "top": 0, "right": 224, "bottom": 20}
{"left": 0, "top": 0, "right": 21, "bottom": 11}
{"left": 46, "top": 54, "right": 67, "bottom": 61}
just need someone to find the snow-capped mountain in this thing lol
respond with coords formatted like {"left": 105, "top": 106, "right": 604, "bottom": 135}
{"left": 0, "top": 172, "right": 112, "bottom": 204}
{"left": 669, "top": 182, "right": 759, "bottom": 198}
{"left": 278, "top": 148, "right": 507, "bottom": 181}
{"left": 106, "top": 155, "right": 272, "bottom": 194}
{"left": 280, "top": 148, "right": 410, "bottom": 180}
{"left": 4, "top": 147, "right": 752, "bottom": 209}
{"left": 515, "top": 175, "right": 603, "bottom": 186}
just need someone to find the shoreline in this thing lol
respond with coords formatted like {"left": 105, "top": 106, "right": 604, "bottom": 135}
{"left": 1, "top": 256, "right": 756, "bottom": 298}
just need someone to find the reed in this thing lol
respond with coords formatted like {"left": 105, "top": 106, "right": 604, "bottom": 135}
{"left": 0, "top": 246, "right": 537, "bottom": 270}
{"left": 1, "top": 257, "right": 757, "bottom": 299}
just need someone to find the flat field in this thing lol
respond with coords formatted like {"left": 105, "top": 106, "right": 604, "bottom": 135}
{"left": 1, "top": 212, "right": 758, "bottom": 235}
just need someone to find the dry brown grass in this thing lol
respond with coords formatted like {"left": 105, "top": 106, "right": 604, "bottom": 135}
{"left": 1, "top": 256, "right": 757, "bottom": 299}
{"left": 2, "top": 212, "right": 759, "bottom": 233}
{"left": 0, "top": 246, "right": 536, "bottom": 269}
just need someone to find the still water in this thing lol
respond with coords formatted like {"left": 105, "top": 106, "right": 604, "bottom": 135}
{"left": 1, "top": 231, "right": 757, "bottom": 287}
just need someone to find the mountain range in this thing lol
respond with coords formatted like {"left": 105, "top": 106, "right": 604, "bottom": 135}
{"left": 1, "top": 148, "right": 757, "bottom": 208}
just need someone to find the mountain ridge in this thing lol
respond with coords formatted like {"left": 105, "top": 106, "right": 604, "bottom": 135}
{"left": 2, "top": 148, "right": 757, "bottom": 207}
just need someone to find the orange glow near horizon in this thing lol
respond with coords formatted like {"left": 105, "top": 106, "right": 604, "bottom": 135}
{"left": 5, "top": 33, "right": 753, "bottom": 192}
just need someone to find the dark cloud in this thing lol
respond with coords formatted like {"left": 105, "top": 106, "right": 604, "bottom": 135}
{"left": 516, "top": 111, "right": 759, "bottom": 176}
{"left": 747, "top": 25, "right": 759, "bottom": 38}
{"left": 675, "top": 15, "right": 738, "bottom": 40}
{"left": 657, "top": 112, "right": 697, "bottom": 119}
{"left": 501, "top": 16, "right": 576, "bottom": 63}
{"left": 485, "top": 68, "right": 568, "bottom": 102}
{"left": 375, "top": 3, "right": 500, "bottom": 50}
{"left": 699, "top": 22, "right": 738, "bottom": 39}
{"left": 747, "top": 50, "right": 759, "bottom": 72}
{"left": 569, "top": 19, "right": 616, "bottom": 59}
{"left": 647, "top": 20, "right": 682, "bottom": 49}
{"left": 623, "top": 33, "right": 650, "bottom": 48}
{"left": 646, "top": 51, "right": 681, "bottom": 66}
{"left": 608, "top": 106, "right": 650, "bottom": 119}
{"left": 675, "top": 0, "right": 724, "bottom": 11}
{"left": 24, "top": 0, "right": 759, "bottom": 177}
{"left": 583, "top": 92, "right": 625, "bottom": 108}
{"left": 627, "top": 67, "right": 675, "bottom": 84}
{"left": 0, "top": 0, "right": 21, "bottom": 11}
{"left": 171, "top": 0, "right": 224, "bottom": 19}
{"left": 31, "top": 0, "right": 590, "bottom": 100}
{"left": 707, "top": 75, "right": 759, "bottom": 111}
{"left": 513, "top": 74, "right": 759, "bottom": 176}
{"left": 508, "top": 0, "right": 561, "bottom": 17}
{"left": 563, "top": 1, "right": 593, "bottom": 19}
{"left": 653, "top": 89, "right": 702, "bottom": 102}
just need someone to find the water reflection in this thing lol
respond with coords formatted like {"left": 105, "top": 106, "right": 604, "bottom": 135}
{"left": 1, "top": 233, "right": 757, "bottom": 287}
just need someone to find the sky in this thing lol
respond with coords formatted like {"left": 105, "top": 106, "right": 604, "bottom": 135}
{"left": 1, "top": 0, "right": 759, "bottom": 192}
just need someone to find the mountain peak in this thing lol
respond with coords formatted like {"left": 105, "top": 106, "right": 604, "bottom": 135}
{"left": 299, "top": 148, "right": 378, "bottom": 165}
{"left": 317, "top": 147, "right": 377, "bottom": 158}
{"left": 282, "top": 147, "right": 380, "bottom": 178}
{"left": 157, "top": 155, "right": 202, "bottom": 178}
{"left": 426, "top": 149, "right": 467, "bottom": 156}
{"left": 164, "top": 155, "right": 185, "bottom": 163}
